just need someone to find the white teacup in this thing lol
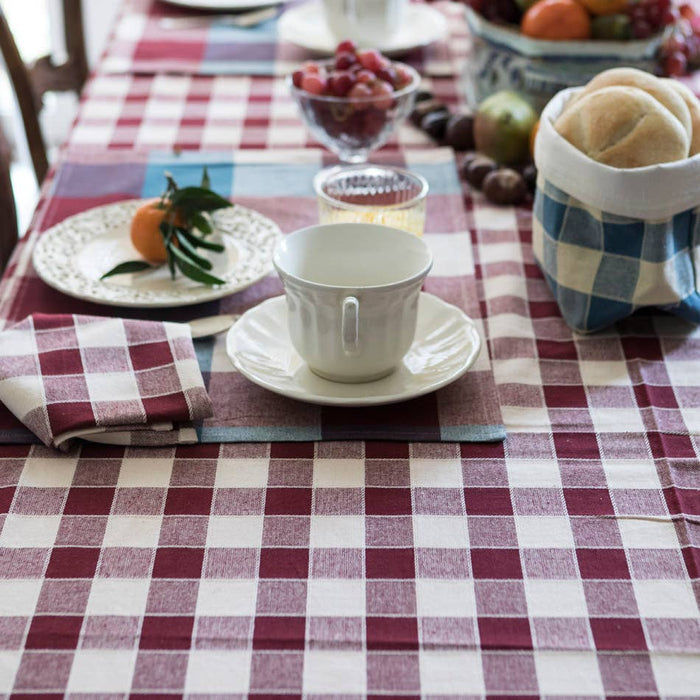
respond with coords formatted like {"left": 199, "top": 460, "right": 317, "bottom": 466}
{"left": 321, "top": 0, "right": 407, "bottom": 47}
{"left": 273, "top": 222, "right": 433, "bottom": 383}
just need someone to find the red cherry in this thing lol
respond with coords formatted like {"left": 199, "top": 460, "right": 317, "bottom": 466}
{"left": 356, "top": 69, "right": 375, "bottom": 84}
{"left": 632, "top": 18, "right": 653, "bottom": 38}
{"left": 301, "top": 73, "right": 327, "bottom": 95}
{"left": 302, "top": 61, "right": 320, "bottom": 74}
{"left": 292, "top": 70, "right": 304, "bottom": 88}
{"left": 357, "top": 49, "right": 388, "bottom": 73}
{"left": 347, "top": 82, "right": 373, "bottom": 109}
{"left": 665, "top": 50, "right": 688, "bottom": 75}
{"left": 335, "top": 39, "right": 357, "bottom": 55}
{"left": 335, "top": 51, "right": 357, "bottom": 70}
{"left": 370, "top": 80, "right": 394, "bottom": 110}
{"left": 328, "top": 71, "right": 355, "bottom": 97}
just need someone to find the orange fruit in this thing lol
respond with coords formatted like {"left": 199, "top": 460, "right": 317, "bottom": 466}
{"left": 130, "top": 199, "right": 184, "bottom": 264}
{"left": 521, "top": 0, "right": 592, "bottom": 40}
{"left": 576, "top": 0, "right": 628, "bottom": 15}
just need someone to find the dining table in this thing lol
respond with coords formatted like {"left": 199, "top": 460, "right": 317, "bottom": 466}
{"left": 0, "top": 0, "right": 699, "bottom": 696}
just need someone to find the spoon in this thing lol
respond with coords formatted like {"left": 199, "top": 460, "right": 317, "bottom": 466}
{"left": 188, "top": 313, "right": 239, "bottom": 339}
{"left": 159, "top": 6, "right": 280, "bottom": 30}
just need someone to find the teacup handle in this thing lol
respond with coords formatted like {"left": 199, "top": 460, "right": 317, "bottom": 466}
{"left": 342, "top": 296, "right": 359, "bottom": 356}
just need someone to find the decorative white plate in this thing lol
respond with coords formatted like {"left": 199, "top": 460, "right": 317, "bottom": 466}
{"left": 160, "top": 0, "right": 283, "bottom": 10}
{"left": 278, "top": 3, "right": 448, "bottom": 55}
{"left": 32, "top": 200, "right": 282, "bottom": 308}
{"left": 226, "top": 292, "right": 481, "bottom": 406}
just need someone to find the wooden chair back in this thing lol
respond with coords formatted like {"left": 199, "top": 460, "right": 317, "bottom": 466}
{"left": 0, "top": 120, "right": 19, "bottom": 272}
{"left": 0, "top": 0, "right": 88, "bottom": 184}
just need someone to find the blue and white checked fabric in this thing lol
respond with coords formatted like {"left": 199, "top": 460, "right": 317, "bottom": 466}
{"left": 532, "top": 179, "right": 700, "bottom": 333}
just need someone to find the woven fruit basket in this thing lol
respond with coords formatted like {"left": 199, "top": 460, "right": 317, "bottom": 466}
{"left": 462, "top": 5, "right": 666, "bottom": 108}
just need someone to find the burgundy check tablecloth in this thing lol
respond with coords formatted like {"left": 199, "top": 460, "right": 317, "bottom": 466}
{"left": 102, "top": 0, "right": 470, "bottom": 78}
{"left": 1, "top": 17, "right": 699, "bottom": 699}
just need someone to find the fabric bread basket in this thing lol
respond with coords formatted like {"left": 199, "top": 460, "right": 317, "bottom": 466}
{"left": 533, "top": 87, "right": 700, "bottom": 334}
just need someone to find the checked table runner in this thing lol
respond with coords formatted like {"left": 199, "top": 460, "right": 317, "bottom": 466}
{"left": 0, "top": 20, "right": 699, "bottom": 700}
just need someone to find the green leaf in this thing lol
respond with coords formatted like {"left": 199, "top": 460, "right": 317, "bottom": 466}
{"left": 172, "top": 231, "right": 213, "bottom": 270}
{"left": 100, "top": 260, "right": 154, "bottom": 280}
{"left": 201, "top": 167, "right": 211, "bottom": 190}
{"left": 180, "top": 228, "right": 225, "bottom": 252}
{"left": 170, "top": 245, "right": 226, "bottom": 286}
{"left": 191, "top": 212, "right": 212, "bottom": 234}
{"left": 166, "top": 246, "right": 176, "bottom": 280}
{"left": 170, "top": 187, "right": 232, "bottom": 213}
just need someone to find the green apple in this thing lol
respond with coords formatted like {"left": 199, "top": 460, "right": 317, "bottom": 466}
{"left": 514, "top": 0, "right": 538, "bottom": 11}
{"left": 473, "top": 91, "right": 538, "bottom": 165}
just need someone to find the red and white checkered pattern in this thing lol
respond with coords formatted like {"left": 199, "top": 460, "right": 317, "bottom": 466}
{"left": 0, "top": 315, "right": 212, "bottom": 449}
{"left": 0, "top": 5, "right": 698, "bottom": 696}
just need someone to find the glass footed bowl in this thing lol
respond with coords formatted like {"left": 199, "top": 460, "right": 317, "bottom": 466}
{"left": 287, "top": 61, "right": 420, "bottom": 164}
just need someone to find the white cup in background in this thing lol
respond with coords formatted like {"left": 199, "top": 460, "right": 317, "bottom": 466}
{"left": 321, "top": 0, "right": 407, "bottom": 48}
{"left": 273, "top": 223, "right": 432, "bottom": 383}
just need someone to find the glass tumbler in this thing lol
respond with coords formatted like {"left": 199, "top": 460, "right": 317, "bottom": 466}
{"left": 314, "top": 164, "right": 429, "bottom": 237}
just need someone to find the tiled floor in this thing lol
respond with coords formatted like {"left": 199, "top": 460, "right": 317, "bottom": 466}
{"left": 2, "top": 0, "right": 119, "bottom": 232}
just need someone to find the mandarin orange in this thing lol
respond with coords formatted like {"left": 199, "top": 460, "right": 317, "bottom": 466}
{"left": 129, "top": 199, "right": 184, "bottom": 264}
{"left": 521, "top": 0, "right": 592, "bottom": 40}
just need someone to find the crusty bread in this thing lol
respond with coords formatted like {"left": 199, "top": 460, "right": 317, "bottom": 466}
{"left": 569, "top": 67, "right": 692, "bottom": 141}
{"left": 663, "top": 78, "right": 700, "bottom": 156}
{"left": 554, "top": 85, "right": 690, "bottom": 168}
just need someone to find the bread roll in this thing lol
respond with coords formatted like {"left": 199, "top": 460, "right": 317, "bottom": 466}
{"left": 554, "top": 85, "right": 690, "bottom": 168}
{"left": 569, "top": 67, "right": 692, "bottom": 141}
{"left": 663, "top": 78, "right": 700, "bottom": 156}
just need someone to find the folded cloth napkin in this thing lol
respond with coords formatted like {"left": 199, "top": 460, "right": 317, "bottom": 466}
{"left": 0, "top": 314, "right": 213, "bottom": 450}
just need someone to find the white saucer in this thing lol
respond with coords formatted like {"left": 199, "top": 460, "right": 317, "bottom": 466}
{"left": 226, "top": 293, "right": 481, "bottom": 406}
{"left": 278, "top": 2, "right": 448, "bottom": 55}
{"left": 160, "top": 0, "right": 283, "bottom": 9}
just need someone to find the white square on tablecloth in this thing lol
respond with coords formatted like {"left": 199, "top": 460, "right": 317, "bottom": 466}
{"left": 591, "top": 408, "right": 645, "bottom": 433}
{"left": 618, "top": 518, "right": 680, "bottom": 549}
{"left": 515, "top": 516, "right": 574, "bottom": 549}
{"left": 303, "top": 650, "right": 366, "bottom": 694}
{"left": 415, "top": 579, "right": 476, "bottom": 618}
{"left": 479, "top": 239, "right": 523, "bottom": 265}
{"left": 206, "top": 515, "right": 264, "bottom": 548}
{"left": 501, "top": 406, "right": 552, "bottom": 433}
{"left": 651, "top": 652, "right": 700, "bottom": 695}
{"left": 185, "top": 650, "right": 252, "bottom": 693}
{"left": 488, "top": 313, "right": 535, "bottom": 339}
{"left": 602, "top": 459, "right": 660, "bottom": 489}
{"left": 102, "top": 515, "right": 162, "bottom": 549}
{"left": 534, "top": 650, "right": 603, "bottom": 694}
{"left": 215, "top": 459, "right": 269, "bottom": 488}
{"left": 506, "top": 460, "right": 561, "bottom": 488}
{"left": 666, "top": 360, "right": 700, "bottom": 385}
{"left": 69, "top": 124, "right": 116, "bottom": 145}
{"left": 86, "top": 74, "right": 132, "bottom": 97}
{"left": 633, "top": 580, "right": 700, "bottom": 618}
{"left": 211, "top": 76, "right": 251, "bottom": 97}
{"left": 409, "top": 458, "right": 463, "bottom": 488}
{"left": 309, "top": 515, "right": 364, "bottom": 548}
{"left": 483, "top": 274, "right": 528, "bottom": 301}
{"left": 419, "top": 650, "right": 484, "bottom": 694}
{"left": 524, "top": 579, "right": 587, "bottom": 618}
{"left": 20, "top": 453, "right": 78, "bottom": 487}
{"left": 1, "top": 376, "right": 45, "bottom": 421}
{"left": 201, "top": 125, "right": 244, "bottom": 148}
{"left": 137, "top": 123, "right": 179, "bottom": 146}
{"left": 86, "top": 578, "right": 150, "bottom": 616}
{"left": 196, "top": 579, "right": 258, "bottom": 617}
{"left": 0, "top": 579, "right": 42, "bottom": 616}
{"left": 86, "top": 372, "right": 140, "bottom": 403}
{"left": 474, "top": 203, "right": 517, "bottom": 232}
{"left": 266, "top": 125, "right": 307, "bottom": 148}
{"left": 492, "top": 358, "right": 543, "bottom": 386}
{"left": 313, "top": 459, "right": 364, "bottom": 488}
{"left": 427, "top": 233, "right": 474, "bottom": 278}
{"left": 117, "top": 457, "right": 173, "bottom": 487}
{"left": 579, "top": 360, "right": 632, "bottom": 386}
{"left": 151, "top": 74, "right": 190, "bottom": 97}
{"left": 412, "top": 515, "right": 469, "bottom": 549}
{"left": 0, "top": 514, "right": 60, "bottom": 548}
{"left": 680, "top": 407, "right": 700, "bottom": 432}
{"left": 74, "top": 319, "right": 125, "bottom": 348}
{"left": 306, "top": 579, "right": 365, "bottom": 617}
{"left": 0, "top": 652, "right": 21, "bottom": 693}
{"left": 67, "top": 650, "right": 137, "bottom": 693}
